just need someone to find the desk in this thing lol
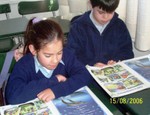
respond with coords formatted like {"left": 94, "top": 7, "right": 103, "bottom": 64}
{"left": 120, "top": 89, "right": 150, "bottom": 115}
{"left": 0, "top": 17, "right": 28, "bottom": 38}
{"left": 50, "top": 16, "right": 70, "bottom": 35}
{"left": 0, "top": 17, "right": 69, "bottom": 38}
{"left": 90, "top": 82, "right": 150, "bottom": 115}
{"left": 89, "top": 84, "right": 124, "bottom": 115}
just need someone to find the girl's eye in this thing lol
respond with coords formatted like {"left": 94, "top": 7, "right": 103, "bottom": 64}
{"left": 45, "top": 55, "right": 51, "bottom": 58}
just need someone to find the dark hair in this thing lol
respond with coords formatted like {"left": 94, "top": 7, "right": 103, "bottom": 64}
{"left": 90, "top": 0, "right": 120, "bottom": 13}
{"left": 23, "top": 18, "right": 64, "bottom": 54}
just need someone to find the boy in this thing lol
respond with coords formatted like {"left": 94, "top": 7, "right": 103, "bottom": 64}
{"left": 67, "top": 0, "right": 134, "bottom": 67}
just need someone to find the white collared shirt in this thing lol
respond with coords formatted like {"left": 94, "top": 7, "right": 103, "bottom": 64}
{"left": 34, "top": 56, "right": 64, "bottom": 78}
{"left": 90, "top": 10, "right": 110, "bottom": 34}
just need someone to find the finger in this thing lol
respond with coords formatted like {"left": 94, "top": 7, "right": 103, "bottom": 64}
{"left": 37, "top": 91, "right": 46, "bottom": 100}
{"left": 45, "top": 96, "right": 54, "bottom": 102}
{"left": 63, "top": 77, "right": 67, "bottom": 81}
{"left": 38, "top": 93, "right": 49, "bottom": 102}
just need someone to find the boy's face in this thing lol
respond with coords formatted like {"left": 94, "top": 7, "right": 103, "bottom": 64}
{"left": 92, "top": 7, "right": 114, "bottom": 25}
{"left": 36, "top": 38, "right": 63, "bottom": 70}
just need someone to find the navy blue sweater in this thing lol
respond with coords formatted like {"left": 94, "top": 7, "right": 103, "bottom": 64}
{"left": 5, "top": 48, "right": 92, "bottom": 104}
{"left": 67, "top": 11, "right": 134, "bottom": 65}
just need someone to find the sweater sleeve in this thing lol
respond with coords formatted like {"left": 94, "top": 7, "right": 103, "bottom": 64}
{"left": 5, "top": 59, "right": 59, "bottom": 104}
{"left": 67, "top": 24, "right": 83, "bottom": 54}
{"left": 113, "top": 21, "right": 134, "bottom": 61}
{"left": 67, "top": 23, "right": 90, "bottom": 64}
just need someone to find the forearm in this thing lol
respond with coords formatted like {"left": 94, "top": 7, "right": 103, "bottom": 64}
{"left": 6, "top": 77, "right": 59, "bottom": 104}
{"left": 51, "top": 73, "right": 92, "bottom": 98}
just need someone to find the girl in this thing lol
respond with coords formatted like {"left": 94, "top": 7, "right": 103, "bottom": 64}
{"left": 5, "top": 18, "right": 92, "bottom": 104}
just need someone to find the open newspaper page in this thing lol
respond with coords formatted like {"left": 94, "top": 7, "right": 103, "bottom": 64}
{"left": 123, "top": 54, "right": 150, "bottom": 83}
{"left": 0, "top": 86, "right": 113, "bottom": 115}
{"left": 0, "top": 98, "right": 59, "bottom": 115}
{"left": 86, "top": 59, "right": 150, "bottom": 98}
{"left": 51, "top": 86, "right": 113, "bottom": 115}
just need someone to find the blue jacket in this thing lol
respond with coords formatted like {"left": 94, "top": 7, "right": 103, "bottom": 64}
{"left": 5, "top": 48, "right": 92, "bottom": 104}
{"left": 67, "top": 11, "right": 134, "bottom": 66}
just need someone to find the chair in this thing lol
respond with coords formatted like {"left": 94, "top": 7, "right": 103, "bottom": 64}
{"left": 0, "top": 37, "right": 15, "bottom": 53}
{"left": 0, "top": 36, "right": 22, "bottom": 53}
{"left": 18, "top": 0, "right": 70, "bottom": 43}
{"left": 0, "top": 51, "right": 16, "bottom": 106}
{"left": 18, "top": 0, "right": 59, "bottom": 17}
{"left": 0, "top": 4, "right": 22, "bottom": 52}
{"left": 0, "top": 4, "right": 11, "bottom": 19}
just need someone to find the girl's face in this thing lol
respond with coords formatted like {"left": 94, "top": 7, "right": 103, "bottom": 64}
{"left": 92, "top": 7, "right": 114, "bottom": 25}
{"left": 36, "top": 38, "right": 63, "bottom": 70}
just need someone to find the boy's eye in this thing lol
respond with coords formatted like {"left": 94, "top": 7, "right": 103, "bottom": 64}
{"left": 98, "top": 10, "right": 114, "bottom": 15}
{"left": 98, "top": 11, "right": 105, "bottom": 14}
{"left": 58, "top": 52, "right": 63, "bottom": 55}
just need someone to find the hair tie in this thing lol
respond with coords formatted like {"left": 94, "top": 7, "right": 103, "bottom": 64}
{"left": 32, "top": 18, "right": 42, "bottom": 24}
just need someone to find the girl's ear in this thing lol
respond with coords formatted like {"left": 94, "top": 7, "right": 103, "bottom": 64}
{"left": 29, "top": 44, "right": 37, "bottom": 55}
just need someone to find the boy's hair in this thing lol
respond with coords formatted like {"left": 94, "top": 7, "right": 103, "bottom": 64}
{"left": 23, "top": 18, "right": 64, "bottom": 54}
{"left": 90, "top": 0, "right": 120, "bottom": 13}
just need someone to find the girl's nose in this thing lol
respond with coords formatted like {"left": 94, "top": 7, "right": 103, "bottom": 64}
{"left": 52, "top": 55, "right": 59, "bottom": 64}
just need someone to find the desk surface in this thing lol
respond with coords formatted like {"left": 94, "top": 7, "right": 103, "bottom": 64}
{"left": 50, "top": 16, "right": 70, "bottom": 34}
{"left": 121, "top": 88, "right": 150, "bottom": 115}
{"left": 89, "top": 83, "right": 150, "bottom": 115}
{"left": 0, "top": 17, "right": 69, "bottom": 38}
{"left": 89, "top": 84, "right": 124, "bottom": 115}
{"left": 0, "top": 17, "right": 28, "bottom": 38}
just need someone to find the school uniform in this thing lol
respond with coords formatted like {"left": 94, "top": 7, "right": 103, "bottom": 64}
{"left": 67, "top": 11, "right": 134, "bottom": 65}
{"left": 5, "top": 48, "right": 92, "bottom": 104}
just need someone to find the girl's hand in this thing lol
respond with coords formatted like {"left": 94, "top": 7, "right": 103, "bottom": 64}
{"left": 56, "top": 74, "right": 67, "bottom": 82}
{"left": 37, "top": 88, "right": 55, "bottom": 102}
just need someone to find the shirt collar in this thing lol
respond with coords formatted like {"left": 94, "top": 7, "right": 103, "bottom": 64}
{"left": 90, "top": 10, "right": 110, "bottom": 34}
{"left": 34, "top": 56, "right": 64, "bottom": 78}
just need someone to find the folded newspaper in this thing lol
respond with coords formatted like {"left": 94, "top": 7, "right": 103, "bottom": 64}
{"left": 86, "top": 54, "right": 150, "bottom": 98}
{"left": 0, "top": 86, "right": 113, "bottom": 115}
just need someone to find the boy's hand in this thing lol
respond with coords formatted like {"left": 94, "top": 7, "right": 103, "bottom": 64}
{"left": 56, "top": 74, "right": 67, "bottom": 82}
{"left": 14, "top": 47, "right": 23, "bottom": 61}
{"left": 107, "top": 60, "right": 116, "bottom": 65}
{"left": 94, "top": 62, "right": 106, "bottom": 68}
{"left": 37, "top": 88, "right": 55, "bottom": 102}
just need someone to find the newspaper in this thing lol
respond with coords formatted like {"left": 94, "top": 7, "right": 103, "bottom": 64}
{"left": 86, "top": 54, "right": 150, "bottom": 98}
{"left": 0, "top": 86, "right": 113, "bottom": 115}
